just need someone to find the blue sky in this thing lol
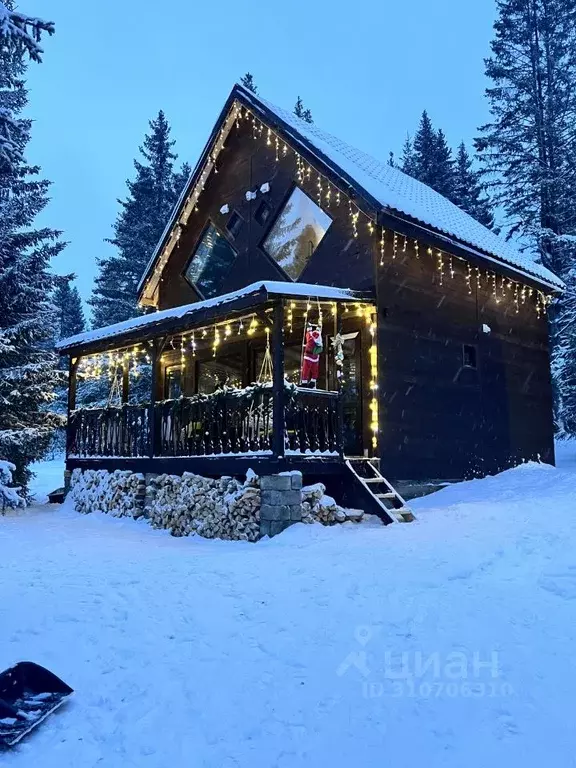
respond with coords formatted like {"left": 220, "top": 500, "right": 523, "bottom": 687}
{"left": 24, "top": 0, "right": 496, "bottom": 307}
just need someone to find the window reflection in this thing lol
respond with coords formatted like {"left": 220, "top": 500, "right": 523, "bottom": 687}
{"left": 263, "top": 187, "right": 332, "bottom": 279}
{"left": 184, "top": 223, "right": 237, "bottom": 298}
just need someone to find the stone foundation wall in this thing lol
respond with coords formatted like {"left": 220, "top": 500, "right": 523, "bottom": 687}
{"left": 259, "top": 472, "right": 302, "bottom": 538}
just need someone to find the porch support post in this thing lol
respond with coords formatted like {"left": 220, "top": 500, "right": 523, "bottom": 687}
{"left": 272, "top": 300, "right": 285, "bottom": 459}
{"left": 68, "top": 356, "right": 78, "bottom": 413}
{"left": 335, "top": 304, "right": 345, "bottom": 459}
{"left": 149, "top": 338, "right": 162, "bottom": 458}
{"left": 122, "top": 355, "right": 130, "bottom": 403}
{"left": 66, "top": 356, "right": 79, "bottom": 457}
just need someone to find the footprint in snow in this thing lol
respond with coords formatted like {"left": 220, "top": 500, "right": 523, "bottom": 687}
{"left": 539, "top": 569, "right": 576, "bottom": 600}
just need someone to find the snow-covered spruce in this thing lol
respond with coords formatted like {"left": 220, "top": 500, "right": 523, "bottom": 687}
{"left": 147, "top": 471, "right": 261, "bottom": 542}
{"left": 0, "top": 459, "right": 25, "bottom": 512}
{"left": 301, "top": 482, "right": 363, "bottom": 525}
{"left": 69, "top": 469, "right": 144, "bottom": 518}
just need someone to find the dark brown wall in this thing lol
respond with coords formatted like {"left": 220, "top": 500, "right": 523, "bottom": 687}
{"left": 155, "top": 115, "right": 554, "bottom": 481}
{"left": 157, "top": 121, "right": 375, "bottom": 310}
{"left": 376, "top": 239, "right": 554, "bottom": 480}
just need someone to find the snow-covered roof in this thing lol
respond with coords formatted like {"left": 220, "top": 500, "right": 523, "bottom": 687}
{"left": 238, "top": 88, "right": 562, "bottom": 290}
{"left": 57, "top": 281, "right": 370, "bottom": 353}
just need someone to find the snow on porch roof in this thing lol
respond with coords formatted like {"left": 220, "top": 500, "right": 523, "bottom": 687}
{"left": 57, "top": 281, "right": 372, "bottom": 353}
{"left": 241, "top": 87, "right": 562, "bottom": 291}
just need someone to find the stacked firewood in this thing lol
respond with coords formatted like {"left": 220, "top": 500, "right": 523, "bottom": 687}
{"left": 70, "top": 468, "right": 144, "bottom": 518}
{"left": 147, "top": 471, "right": 261, "bottom": 541}
{"left": 301, "top": 482, "right": 364, "bottom": 525}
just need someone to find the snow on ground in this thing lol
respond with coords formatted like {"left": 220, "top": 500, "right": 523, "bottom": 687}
{"left": 1, "top": 445, "right": 576, "bottom": 767}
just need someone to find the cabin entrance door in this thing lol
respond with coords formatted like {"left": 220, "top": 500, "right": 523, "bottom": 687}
{"left": 328, "top": 331, "right": 363, "bottom": 456}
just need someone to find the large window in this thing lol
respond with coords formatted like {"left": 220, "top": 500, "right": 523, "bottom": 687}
{"left": 263, "top": 187, "right": 332, "bottom": 279}
{"left": 197, "top": 354, "right": 244, "bottom": 394}
{"left": 184, "top": 223, "right": 237, "bottom": 298}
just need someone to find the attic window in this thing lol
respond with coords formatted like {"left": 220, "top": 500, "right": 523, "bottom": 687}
{"left": 226, "top": 211, "right": 243, "bottom": 239}
{"left": 263, "top": 186, "right": 332, "bottom": 279}
{"left": 463, "top": 344, "right": 478, "bottom": 370}
{"left": 184, "top": 223, "right": 237, "bottom": 299}
{"left": 255, "top": 201, "right": 272, "bottom": 227}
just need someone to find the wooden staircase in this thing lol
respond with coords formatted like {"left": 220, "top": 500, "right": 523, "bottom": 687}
{"left": 345, "top": 458, "right": 414, "bottom": 524}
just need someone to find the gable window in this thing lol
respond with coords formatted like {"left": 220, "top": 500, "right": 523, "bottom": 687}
{"left": 263, "top": 186, "right": 332, "bottom": 279}
{"left": 463, "top": 344, "right": 478, "bottom": 370}
{"left": 226, "top": 211, "right": 243, "bottom": 239}
{"left": 255, "top": 200, "right": 272, "bottom": 227}
{"left": 184, "top": 223, "right": 237, "bottom": 298}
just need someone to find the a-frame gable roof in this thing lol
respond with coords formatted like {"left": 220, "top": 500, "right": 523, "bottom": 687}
{"left": 138, "top": 84, "right": 562, "bottom": 303}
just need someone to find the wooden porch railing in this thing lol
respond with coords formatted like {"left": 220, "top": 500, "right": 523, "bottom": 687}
{"left": 284, "top": 389, "right": 341, "bottom": 454}
{"left": 68, "top": 404, "right": 150, "bottom": 458}
{"left": 155, "top": 389, "right": 274, "bottom": 457}
{"left": 68, "top": 388, "right": 342, "bottom": 459}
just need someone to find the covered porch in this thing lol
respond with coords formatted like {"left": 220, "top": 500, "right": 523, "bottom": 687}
{"left": 59, "top": 282, "right": 379, "bottom": 476}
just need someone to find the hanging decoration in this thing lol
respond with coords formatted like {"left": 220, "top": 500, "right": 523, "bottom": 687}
{"left": 300, "top": 325, "right": 323, "bottom": 388}
{"left": 331, "top": 333, "right": 345, "bottom": 384}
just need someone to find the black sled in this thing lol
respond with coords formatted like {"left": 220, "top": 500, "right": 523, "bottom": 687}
{"left": 0, "top": 662, "right": 73, "bottom": 747}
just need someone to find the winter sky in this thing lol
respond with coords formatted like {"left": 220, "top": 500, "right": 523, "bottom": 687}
{"left": 24, "top": 0, "right": 495, "bottom": 306}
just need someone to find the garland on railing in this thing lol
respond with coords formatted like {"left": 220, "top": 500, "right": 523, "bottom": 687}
{"left": 162, "top": 381, "right": 299, "bottom": 415}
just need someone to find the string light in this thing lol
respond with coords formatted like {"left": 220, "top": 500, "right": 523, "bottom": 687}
{"left": 366, "top": 306, "right": 379, "bottom": 450}
{"left": 437, "top": 251, "right": 444, "bottom": 286}
{"left": 140, "top": 98, "right": 556, "bottom": 321}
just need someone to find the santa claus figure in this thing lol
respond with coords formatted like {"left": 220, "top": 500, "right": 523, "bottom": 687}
{"left": 301, "top": 325, "right": 323, "bottom": 387}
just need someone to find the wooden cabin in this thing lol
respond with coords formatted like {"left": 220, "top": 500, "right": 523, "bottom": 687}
{"left": 57, "top": 84, "right": 562, "bottom": 506}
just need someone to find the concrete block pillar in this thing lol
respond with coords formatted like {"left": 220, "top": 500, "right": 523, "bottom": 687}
{"left": 259, "top": 471, "right": 303, "bottom": 538}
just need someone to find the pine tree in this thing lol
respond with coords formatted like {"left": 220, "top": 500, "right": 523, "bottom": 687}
{"left": 0, "top": 28, "right": 64, "bottom": 492}
{"left": 410, "top": 111, "right": 438, "bottom": 188}
{"left": 400, "top": 135, "right": 417, "bottom": 176}
{"left": 90, "top": 111, "right": 189, "bottom": 328}
{"left": 0, "top": 1, "right": 54, "bottom": 171}
{"left": 453, "top": 142, "right": 494, "bottom": 228}
{"left": 53, "top": 276, "right": 86, "bottom": 339}
{"left": 433, "top": 129, "right": 456, "bottom": 200}
{"left": 476, "top": 0, "right": 576, "bottom": 433}
{"left": 294, "top": 96, "right": 313, "bottom": 124}
{"left": 240, "top": 72, "right": 257, "bottom": 94}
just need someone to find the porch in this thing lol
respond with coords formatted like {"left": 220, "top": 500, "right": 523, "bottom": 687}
{"left": 60, "top": 282, "right": 379, "bottom": 477}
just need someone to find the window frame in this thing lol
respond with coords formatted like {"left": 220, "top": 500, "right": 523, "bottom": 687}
{"left": 182, "top": 220, "right": 238, "bottom": 299}
{"left": 462, "top": 344, "right": 478, "bottom": 370}
{"left": 225, "top": 210, "right": 244, "bottom": 239}
{"left": 260, "top": 183, "right": 333, "bottom": 281}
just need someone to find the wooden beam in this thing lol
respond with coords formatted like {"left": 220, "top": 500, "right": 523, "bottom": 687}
{"left": 271, "top": 300, "right": 285, "bottom": 459}
{"left": 149, "top": 337, "right": 163, "bottom": 458}
{"left": 122, "top": 358, "right": 129, "bottom": 403}
{"left": 66, "top": 356, "right": 79, "bottom": 458}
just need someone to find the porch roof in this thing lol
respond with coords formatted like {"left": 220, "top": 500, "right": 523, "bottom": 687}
{"left": 57, "top": 280, "right": 373, "bottom": 355}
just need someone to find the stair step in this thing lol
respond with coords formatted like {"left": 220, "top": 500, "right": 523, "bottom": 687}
{"left": 364, "top": 477, "right": 386, "bottom": 484}
{"left": 375, "top": 492, "right": 397, "bottom": 500}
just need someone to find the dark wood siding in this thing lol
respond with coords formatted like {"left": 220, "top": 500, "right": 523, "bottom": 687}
{"left": 157, "top": 122, "right": 375, "bottom": 310}
{"left": 154, "top": 112, "right": 554, "bottom": 482}
{"left": 376, "top": 239, "right": 554, "bottom": 480}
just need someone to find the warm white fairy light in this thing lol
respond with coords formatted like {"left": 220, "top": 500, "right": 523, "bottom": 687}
{"left": 437, "top": 251, "right": 444, "bottom": 286}
{"left": 365, "top": 305, "right": 379, "bottom": 450}
{"left": 466, "top": 263, "right": 473, "bottom": 294}
{"left": 140, "top": 97, "right": 555, "bottom": 321}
